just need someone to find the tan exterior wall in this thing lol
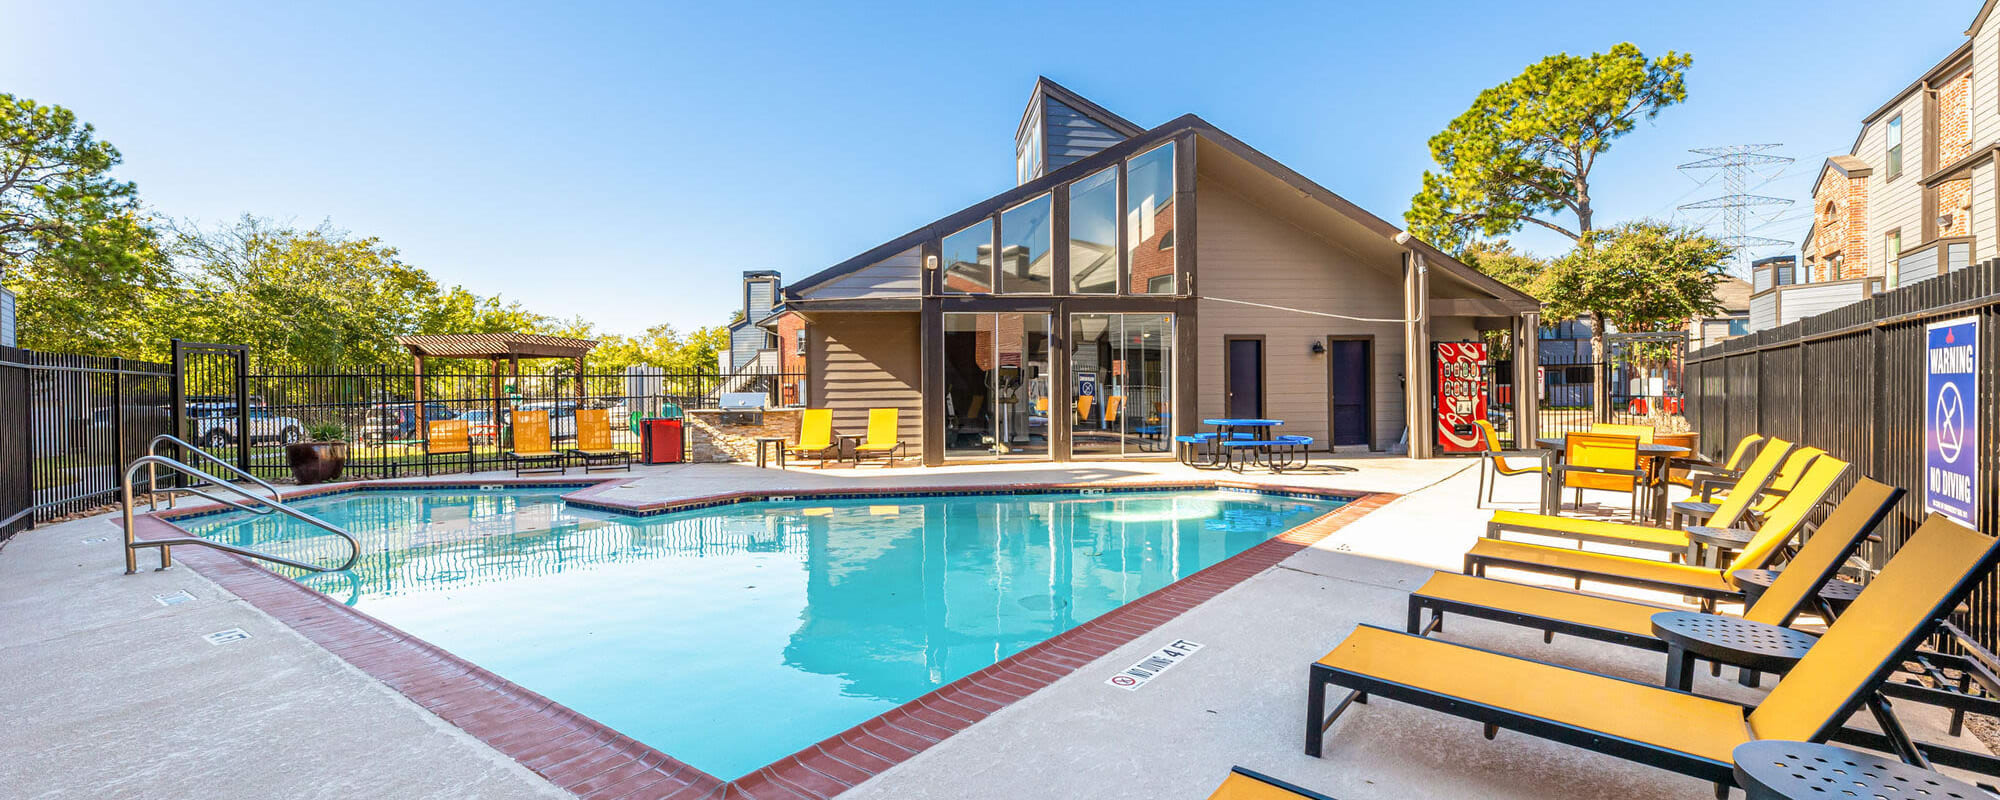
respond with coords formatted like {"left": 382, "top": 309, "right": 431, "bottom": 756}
{"left": 1853, "top": 92, "right": 1924, "bottom": 279}
{"left": 1193, "top": 182, "right": 1407, "bottom": 449}
{"left": 806, "top": 312, "right": 923, "bottom": 451}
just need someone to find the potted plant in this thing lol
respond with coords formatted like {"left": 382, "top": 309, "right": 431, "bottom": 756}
{"left": 287, "top": 422, "right": 350, "bottom": 485}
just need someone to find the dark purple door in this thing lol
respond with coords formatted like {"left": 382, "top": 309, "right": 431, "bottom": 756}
{"left": 1327, "top": 340, "right": 1371, "bottom": 447}
{"left": 1226, "top": 339, "right": 1262, "bottom": 419}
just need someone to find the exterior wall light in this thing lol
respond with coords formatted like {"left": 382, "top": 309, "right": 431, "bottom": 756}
{"left": 1310, "top": 341, "right": 1326, "bottom": 355}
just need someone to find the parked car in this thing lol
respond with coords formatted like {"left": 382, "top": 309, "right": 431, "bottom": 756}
{"left": 357, "top": 401, "right": 458, "bottom": 444}
{"left": 188, "top": 402, "right": 306, "bottom": 448}
{"left": 458, "top": 409, "right": 501, "bottom": 443}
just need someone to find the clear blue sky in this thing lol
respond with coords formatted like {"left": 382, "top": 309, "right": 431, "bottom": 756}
{"left": 4, "top": 0, "right": 1980, "bottom": 335}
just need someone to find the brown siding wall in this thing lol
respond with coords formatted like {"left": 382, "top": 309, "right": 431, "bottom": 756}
{"left": 1194, "top": 183, "right": 1407, "bottom": 448}
{"left": 807, "top": 312, "right": 924, "bottom": 450}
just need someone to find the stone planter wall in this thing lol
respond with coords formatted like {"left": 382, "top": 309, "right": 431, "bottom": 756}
{"left": 685, "top": 408, "right": 803, "bottom": 463}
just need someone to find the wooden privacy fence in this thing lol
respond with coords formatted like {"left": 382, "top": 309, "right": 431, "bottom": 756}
{"left": 1685, "top": 257, "right": 2000, "bottom": 650}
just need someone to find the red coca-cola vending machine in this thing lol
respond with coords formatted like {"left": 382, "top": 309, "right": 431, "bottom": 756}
{"left": 1433, "top": 341, "right": 1489, "bottom": 453}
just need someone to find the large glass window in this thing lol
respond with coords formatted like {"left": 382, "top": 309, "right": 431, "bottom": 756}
{"left": 1069, "top": 313, "right": 1173, "bottom": 456}
{"left": 944, "top": 312, "right": 1051, "bottom": 459}
{"left": 999, "top": 194, "right": 1053, "bottom": 293}
{"left": 941, "top": 220, "right": 994, "bottom": 294}
{"left": 1126, "top": 143, "right": 1177, "bottom": 295}
{"left": 1068, "top": 167, "right": 1119, "bottom": 294}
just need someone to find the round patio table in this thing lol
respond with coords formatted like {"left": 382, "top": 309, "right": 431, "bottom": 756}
{"left": 1534, "top": 436, "right": 1689, "bottom": 521}
{"left": 1732, "top": 740, "right": 1985, "bottom": 800}
{"left": 1651, "top": 611, "right": 1816, "bottom": 691}
{"left": 1202, "top": 419, "right": 1284, "bottom": 470}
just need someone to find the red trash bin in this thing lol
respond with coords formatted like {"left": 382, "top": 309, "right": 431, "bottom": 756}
{"left": 641, "top": 418, "right": 684, "bottom": 464}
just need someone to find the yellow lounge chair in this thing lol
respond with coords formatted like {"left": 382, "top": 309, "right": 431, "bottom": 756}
{"left": 787, "top": 408, "right": 839, "bottom": 467}
{"left": 423, "top": 418, "right": 472, "bottom": 476}
{"left": 852, "top": 408, "right": 906, "bottom": 466}
{"left": 1473, "top": 419, "right": 1546, "bottom": 508}
{"left": 1466, "top": 456, "right": 1848, "bottom": 606}
{"left": 1672, "top": 446, "right": 1823, "bottom": 528}
{"left": 1307, "top": 513, "right": 2000, "bottom": 792}
{"left": 1205, "top": 767, "right": 1337, "bottom": 800}
{"left": 569, "top": 407, "right": 632, "bottom": 472}
{"left": 1668, "top": 433, "right": 1765, "bottom": 490}
{"left": 1411, "top": 479, "right": 1902, "bottom": 657}
{"left": 508, "top": 409, "right": 565, "bottom": 476}
{"left": 1552, "top": 432, "right": 1646, "bottom": 519}
{"left": 1488, "top": 437, "right": 1796, "bottom": 555}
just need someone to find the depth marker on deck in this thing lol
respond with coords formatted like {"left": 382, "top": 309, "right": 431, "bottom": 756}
{"left": 1106, "top": 639, "right": 1204, "bottom": 691}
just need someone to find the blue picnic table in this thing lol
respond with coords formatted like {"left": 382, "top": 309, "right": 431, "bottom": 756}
{"left": 1177, "top": 419, "right": 1313, "bottom": 472}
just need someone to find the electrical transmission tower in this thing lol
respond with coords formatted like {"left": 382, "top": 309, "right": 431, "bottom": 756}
{"left": 1677, "top": 144, "right": 1795, "bottom": 276}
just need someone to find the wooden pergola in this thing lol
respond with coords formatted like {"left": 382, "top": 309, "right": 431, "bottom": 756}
{"left": 393, "top": 333, "right": 599, "bottom": 443}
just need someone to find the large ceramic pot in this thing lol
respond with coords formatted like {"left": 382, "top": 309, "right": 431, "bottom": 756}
{"left": 286, "top": 441, "right": 349, "bottom": 485}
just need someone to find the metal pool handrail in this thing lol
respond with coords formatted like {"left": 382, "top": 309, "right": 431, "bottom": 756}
{"left": 141, "top": 433, "right": 285, "bottom": 514}
{"left": 122, "top": 454, "right": 360, "bottom": 575}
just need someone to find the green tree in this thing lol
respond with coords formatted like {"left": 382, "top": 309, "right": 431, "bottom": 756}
{"left": 164, "top": 216, "right": 549, "bottom": 368}
{"left": 1406, "top": 43, "right": 1692, "bottom": 252}
{"left": 0, "top": 94, "right": 170, "bottom": 354}
{"left": 1458, "top": 240, "right": 1549, "bottom": 298}
{"left": 1539, "top": 220, "right": 1729, "bottom": 416}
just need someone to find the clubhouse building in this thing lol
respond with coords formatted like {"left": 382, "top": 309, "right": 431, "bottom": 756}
{"left": 779, "top": 79, "right": 1541, "bottom": 465}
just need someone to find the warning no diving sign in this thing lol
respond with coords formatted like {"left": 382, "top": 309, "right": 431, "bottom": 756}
{"left": 1925, "top": 316, "right": 1980, "bottom": 528}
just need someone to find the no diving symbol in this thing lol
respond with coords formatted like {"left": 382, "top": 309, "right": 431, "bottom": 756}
{"left": 1109, "top": 675, "right": 1138, "bottom": 687}
{"left": 1937, "top": 381, "right": 1967, "bottom": 464}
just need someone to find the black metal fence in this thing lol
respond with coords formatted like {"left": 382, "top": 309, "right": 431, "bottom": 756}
{"left": 224, "top": 363, "right": 804, "bottom": 479}
{"left": 0, "top": 338, "right": 806, "bottom": 538}
{"left": 1, "top": 346, "right": 174, "bottom": 539}
{"left": 1685, "top": 257, "right": 2000, "bottom": 650}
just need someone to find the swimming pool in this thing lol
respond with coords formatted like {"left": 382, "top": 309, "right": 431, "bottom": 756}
{"left": 180, "top": 486, "right": 1347, "bottom": 781}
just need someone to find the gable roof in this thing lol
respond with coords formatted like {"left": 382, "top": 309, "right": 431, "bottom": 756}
{"left": 788, "top": 113, "right": 1535, "bottom": 309}
{"left": 1016, "top": 76, "right": 1146, "bottom": 143}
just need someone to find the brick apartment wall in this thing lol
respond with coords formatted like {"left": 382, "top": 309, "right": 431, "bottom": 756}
{"left": 1812, "top": 170, "right": 1870, "bottom": 281}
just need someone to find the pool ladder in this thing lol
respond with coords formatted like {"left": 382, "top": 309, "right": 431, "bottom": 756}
{"left": 121, "top": 434, "right": 360, "bottom": 575}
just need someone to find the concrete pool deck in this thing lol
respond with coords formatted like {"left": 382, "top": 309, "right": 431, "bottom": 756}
{"left": 1, "top": 455, "right": 1988, "bottom": 799}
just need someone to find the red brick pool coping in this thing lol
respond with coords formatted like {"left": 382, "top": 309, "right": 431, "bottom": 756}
{"left": 139, "top": 477, "right": 1395, "bottom": 799}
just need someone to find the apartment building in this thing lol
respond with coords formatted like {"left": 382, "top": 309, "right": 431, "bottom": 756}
{"left": 1803, "top": 0, "right": 2000, "bottom": 289}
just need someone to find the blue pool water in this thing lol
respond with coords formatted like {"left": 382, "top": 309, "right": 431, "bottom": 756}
{"left": 182, "top": 488, "right": 1344, "bottom": 779}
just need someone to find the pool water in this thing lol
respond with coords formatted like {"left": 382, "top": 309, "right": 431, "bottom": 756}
{"left": 183, "top": 488, "right": 1345, "bottom": 779}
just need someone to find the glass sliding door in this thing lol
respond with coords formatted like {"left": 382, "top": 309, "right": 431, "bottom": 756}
{"left": 943, "top": 312, "right": 1051, "bottom": 459}
{"left": 1068, "top": 313, "right": 1173, "bottom": 457}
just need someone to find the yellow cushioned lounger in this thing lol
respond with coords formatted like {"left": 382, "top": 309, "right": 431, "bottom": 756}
{"left": 853, "top": 408, "right": 906, "bottom": 466}
{"left": 1669, "top": 433, "right": 1763, "bottom": 490}
{"left": 570, "top": 407, "right": 632, "bottom": 472}
{"left": 1489, "top": 437, "right": 1795, "bottom": 553}
{"left": 787, "top": 408, "right": 838, "bottom": 467}
{"left": 508, "top": 409, "right": 565, "bottom": 476}
{"left": 1307, "top": 514, "right": 2000, "bottom": 790}
{"left": 1413, "top": 479, "right": 1903, "bottom": 648}
{"left": 1205, "top": 767, "right": 1338, "bottom": 800}
{"left": 1466, "top": 456, "right": 1848, "bottom": 603}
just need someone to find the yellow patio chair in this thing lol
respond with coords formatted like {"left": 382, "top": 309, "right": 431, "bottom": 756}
{"left": 1468, "top": 456, "right": 1847, "bottom": 606}
{"left": 1306, "top": 513, "right": 2000, "bottom": 795}
{"left": 423, "top": 418, "right": 471, "bottom": 476}
{"left": 569, "top": 407, "right": 632, "bottom": 472}
{"left": 1205, "top": 767, "right": 1338, "bottom": 799}
{"left": 787, "top": 408, "right": 838, "bottom": 467}
{"left": 852, "top": 408, "right": 907, "bottom": 466}
{"left": 1105, "top": 395, "right": 1125, "bottom": 423}
{"left": 1489, "top": 437, "right": 1794, "bottom": 556}
{"left": 1590, "top": 422, "right": 1655, "bottom": 443}
{"left": 1075, "top": 395, "right": 1094, "bottom": 423}
{"left": 1553, "top": 432, "right": 1646, "bottom": 519}
{"left": 507, "top": 409, "right": 565, "bottom": 476}
{"left": 1412, "top": 479, "right": 1902, "bottom": 668}
{"left": 1473, "top": 419, "right": 1546, "bottom": 508}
